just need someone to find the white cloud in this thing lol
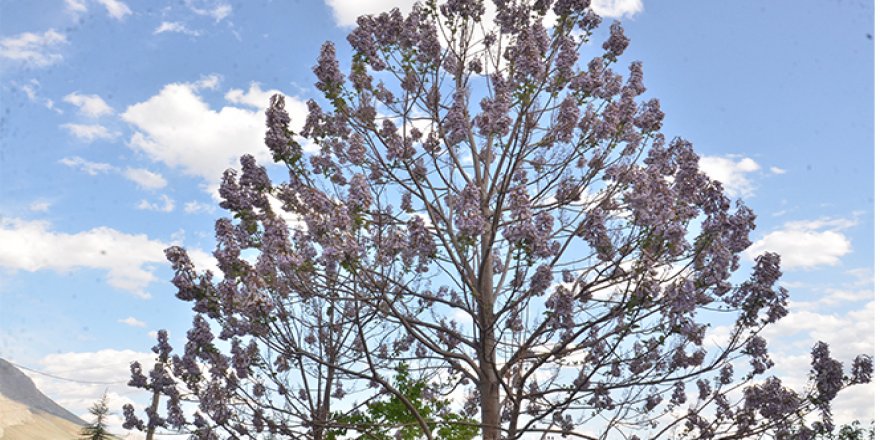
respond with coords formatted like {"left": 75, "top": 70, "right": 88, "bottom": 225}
{"left": 60, "top": 123, "right": 119, "bottom": 142}
{"left": 61, "top": 158, "right": 171, "bottom": 193}
{"left": 186, "top": 0, "right": 232, "bottom": 22}
{"left": 59, "top": 156, "right": 114, "bottom": 175}
{"left": 28, "top": 350, "right": 159, "bottom": 437}
{"left": 322, "top": 0, "right": 643, "bottom": 27}
{"left": 63, "top": 92, "right": 113, "bottom": 118}
{"left": 28, "top": 200, "right": 52, "bottom": 212}
{"left": 224, "top": 82, "right": 290, "bottom": 110}
{"left": 118, "top": 317, "right": 146, "bottom": 327}
{"left": 95, "top": 0, "right": 132, "bottom": 20}
{"left": 770, "top": 166, "right": 786, "bottom": 175}
{"left": 699, "top": 155, "right": 761, "bottom": 198}
{"left": 0, "top": 218, "right": 169, "bottom": 298}
{"left": 322, "top": 0, "right": 415, "bottom": 27}
{"left": 590, "top": 0, "right": 643, "bottom": 18}
{"left": 16, "top": 79, "right": 62, "bottom": 113}
{"left": 154, "top": 21, "right": 201, "bottom": 37}
{"left": 121, "top": 79, "right": 307, "bottom": 194}
{"left": 747, "top": 217, "right": 854, "bottom": 270}
{"left": 64, "top": 0, "right": 88, "bottom": 13}
{"left": 0, "top": 29, "right": 67, "bottom": 67}
{"left": 192, "top": 74, "right": 221, "bottom": 90}
{"left": 762, "top": 301, "right": 875, "bottom": 423}
{"left": 183, "top": 200, "right": 215, "bottom": 214}
{"left": 136, "top": 194, "right": 175, "bottom": 212}
{"left": 123, "top": 168, "right": 167, "bottom": 190}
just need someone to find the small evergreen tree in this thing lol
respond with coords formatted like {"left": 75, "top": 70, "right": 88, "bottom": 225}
{"left": 80, "top": 391, "right": 114, "bottom": 440}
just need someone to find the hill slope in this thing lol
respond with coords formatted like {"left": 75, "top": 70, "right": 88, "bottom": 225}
{"left": 0, "top": 358, "right": 86, "bottom": 439}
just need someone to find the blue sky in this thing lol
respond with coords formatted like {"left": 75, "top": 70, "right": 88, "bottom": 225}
{"left": 0, "top": 0, "right": 874, "bottom": 436}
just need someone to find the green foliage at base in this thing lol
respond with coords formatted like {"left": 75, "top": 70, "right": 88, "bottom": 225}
{"left": 328, "top": 364, "right": 478, "bottom": 440}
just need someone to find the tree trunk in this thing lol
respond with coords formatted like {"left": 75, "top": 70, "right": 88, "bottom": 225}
{"left": 478, "top": 246, "right": 501, "bottom": 440}
{"left": 479, "top": 351, "right": 502, "bottom": 440}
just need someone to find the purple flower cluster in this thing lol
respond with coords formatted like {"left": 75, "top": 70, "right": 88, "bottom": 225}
{"left": 449, "top": 182, "right": 486, "bottom": 239}
{"left": 603, "top": 21, "right": 629, "bottom": 58}
{"left": 440, "top": 0, "right": 485, "bottom": 20}
{"left": 740, "top": 377, "right": 801, "bottom": 431}
{"left": 444, "top": 88, "right": 471, "bottom": 146}
{"left": 743, "top": 335, "right": 774, "bottom": 375}
{"left": 810, "top": 342, "right": 844, "bottom": 404}
{"left": 850, "top": 355, "right": 873, "bottom": 384}
{"left": 553, "top": 0, "right": 590, "bottom": 17}
{"left": 475, "top": 74, "right": 513, "bottom": 137}
{"left": 553, "top": 95, "right": 580, "bottom": 143}
{"left": 507, "top": 23, "right": 551, "bottom": 82}
{"left": 265, "top": 94, "right": 299, "bottom": 163}
{"left": 313, "top": 42, "right": 345, "bottom": 95}
{"left": 503, "top": 182, "right": 557, "bottom": 259}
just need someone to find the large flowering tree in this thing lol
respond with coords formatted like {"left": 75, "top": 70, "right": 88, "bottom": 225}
{"left": 124, "top": 1, "right": 873, "bottom": 439}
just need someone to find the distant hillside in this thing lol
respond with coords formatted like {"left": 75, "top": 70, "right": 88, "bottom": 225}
{"left": 0, "top": 358, "right": 86, "bottom": 439}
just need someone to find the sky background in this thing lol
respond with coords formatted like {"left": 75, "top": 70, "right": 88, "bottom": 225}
{"left": 0, "top": 0, "right": 874, "bottom": 437}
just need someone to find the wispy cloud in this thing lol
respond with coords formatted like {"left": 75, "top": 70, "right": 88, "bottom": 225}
{"left": 16, "top": 79, "right": 63, "bottom": 113}
{"left": 59, "top": 156, "right": 114, "bottom": 175}
{"left": 186, "top": 0, "right": 232, "bottom": 22}
{"left": 136, "top": 195, "right": 175, "bottom": 212}
{"left": 0, "top": 29, "right": 67, "bottom": 67}
{"left": 28, "top": 200, "right": 52, "bottom": 213}
{"left": 154, "top": 21, "right": 202, "bottom": 37}
{"left": 60, "top": 123, "right": 119, "bottom": 142}
{"left": 60, "top": 156, "right": 168, "bottom": 191}
{"left": 65, "top": 0, "right": 132, "bottom": 20}
{"left": 118, "top": 316, "right": 146, "bottom": 327}
{"left": 183, "top": 200, "right": 216, "bottom": 214}
{"left": 64, "top": 0, "right": 88, "bottom": 13}
{"left": 63, "top": 92, "right": 113, "bottom": 118}
{"left": 95, "top": 0, "right": 132, "bottom": 20}
{"left": 123, "top": 167, "right": 167, "bottom": 190}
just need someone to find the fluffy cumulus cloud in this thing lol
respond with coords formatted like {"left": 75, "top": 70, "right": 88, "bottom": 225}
{"left": 26, "top": 350, "right": 159, "bottom": 438}
{"left": 0, "top": 29, "right": 67, "bottom": 67}
{"left": 0, "top": 218, "right": 168, "bottom": 298}
{"left": 323, "top": 0, "right": 643, "bottom": 27}
{"left": 121, "top": 79, "right": 308, "bottom": 194}
{"left": 699, "top": 155, "right": 761, "bottom": 198}
{"left": 63, "top": 92, "right": 114, "bottom": 118}
{"left": 747, "top": 217, "right": 854, "bottom": 270}
{"left": 0, "top": 217, "right": 217, "bottom": 298}
{"left": 761, "top": 301, "right": 875, "bottom": 423}
{"left": 60, "top": 123, "right": 119, "bottom": 142}
{"left": 154, "top": 21, "right": 202, "bottom": 37}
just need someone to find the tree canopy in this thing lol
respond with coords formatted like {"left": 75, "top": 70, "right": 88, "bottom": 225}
{"left": 123, "top": 1, "right": 873, "bottom": 439}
